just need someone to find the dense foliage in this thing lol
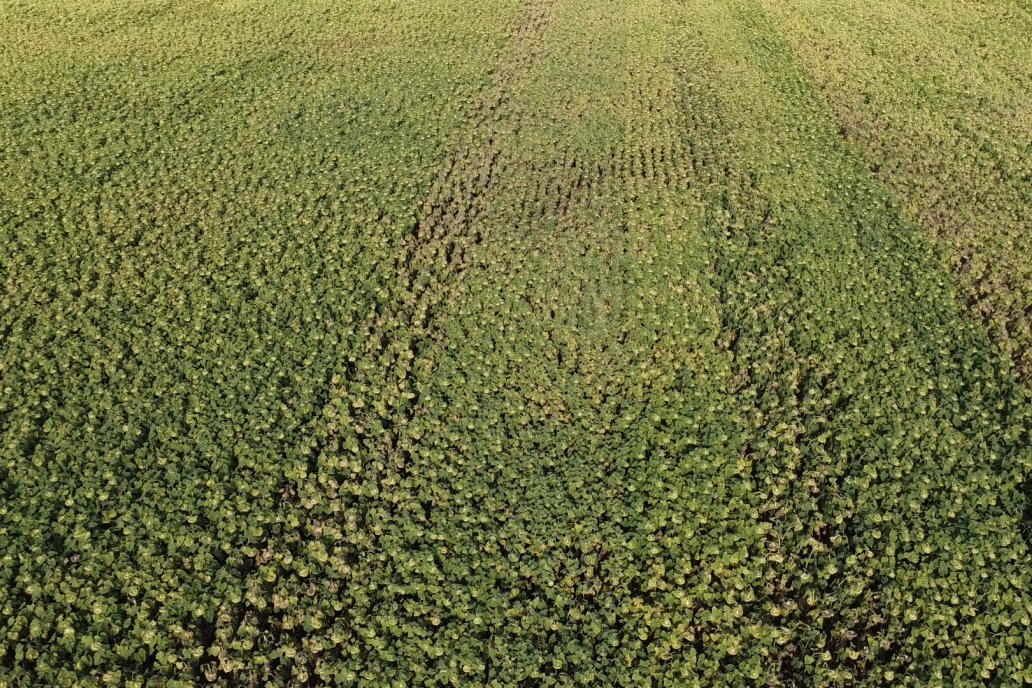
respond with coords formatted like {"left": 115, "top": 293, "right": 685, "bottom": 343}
{"left": 1, "top": 0, "right": 1029, "bottom": 686}
{"left": 761, "top": 0, "right": 1032, "bottom": 381}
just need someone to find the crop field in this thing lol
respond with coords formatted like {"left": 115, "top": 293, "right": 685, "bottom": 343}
{"left": 1, "top": 0, "right": 1030, "bottom": 686}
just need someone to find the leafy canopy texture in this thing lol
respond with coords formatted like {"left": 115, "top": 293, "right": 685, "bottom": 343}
{"left": 0, "top": 0, "right": 1029, "bottom": 686}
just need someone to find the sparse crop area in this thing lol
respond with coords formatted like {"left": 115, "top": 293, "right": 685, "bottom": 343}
{"left": 1, "top": 1, "right": 1030, "bottom": 686}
